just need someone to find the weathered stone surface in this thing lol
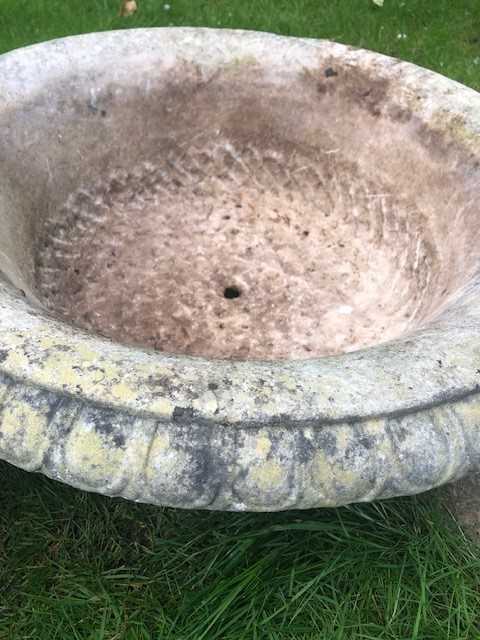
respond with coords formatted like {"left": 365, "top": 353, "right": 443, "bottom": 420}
{"left": 0, "top": 29, "right": 480, "bottom": 510}
{"left": 441, "top": 473, "right": 480, "bottom": 542}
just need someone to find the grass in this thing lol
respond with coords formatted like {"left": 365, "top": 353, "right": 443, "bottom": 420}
{"left": 1, "top": 463, "right": 480, "bottom": 640}
{"left": 1, "top": 1, "right": 480, "bottom": 638}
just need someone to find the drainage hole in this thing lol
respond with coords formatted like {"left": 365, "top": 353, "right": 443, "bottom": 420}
{"left": 224, "top": 286, "right": 241, "bottom": 299}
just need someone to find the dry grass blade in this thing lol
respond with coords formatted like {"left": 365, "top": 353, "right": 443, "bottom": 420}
{"left": 119, "top": 0, "right": 137, "bottom": 17}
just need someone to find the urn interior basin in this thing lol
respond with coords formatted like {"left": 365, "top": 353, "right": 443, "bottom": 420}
{"left": 1, "top": 28, "right": 480, "bottom": 510}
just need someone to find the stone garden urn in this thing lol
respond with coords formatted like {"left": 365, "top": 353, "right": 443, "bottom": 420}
{"left": 1, "top": 28, "right": 480, "bottom": 511}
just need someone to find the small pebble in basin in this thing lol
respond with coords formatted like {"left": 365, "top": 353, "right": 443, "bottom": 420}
{"left": 1, "top": 28, "right": 480, "bottom": 511}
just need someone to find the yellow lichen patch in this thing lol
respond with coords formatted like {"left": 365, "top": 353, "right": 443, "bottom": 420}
{"left": 224, "top": 55, "right": 258, "bottom": 70}
{"left": 38, "top": 335, "right": 56, "bottom": 350}
{"left": 310, "top": 450, "right": 335, "bottom": 489}
{"left": 75, "top": 344, "right": 100, "bottom": 362}
{"left": 249, "top": 460, "right": 283, "bottom": 491}
{"left": 455, "top": 400, "right": 480, "bottom": 426}
{"left": 0, "top": 381, "right": 9, "bottom": 404}
{"left": 53, "top": 362, "right": 79, "bottom": 387}
{"left": 0, "top": 399, "right": 49, "bottom": 468}
{"left": 310, "top": 450, "right": 358, "bottom": 493}
{"left": 145, "top": 431, "right": 189, "bottom": 486}
{"left": 0, "top": 331, "right": 23, "bottom": 348}
{"left": 122, "top": 433, "right": 153, "bottom": 482}
{"left": 90, "top": 369, "right": 106, "bottom": 383}
{"left": 111, "top": 382, "right": 137, "bottom": 403}
{"left": 363, "top": 418, "right": 391, "bottom": 460}
{"left": 308, "top": 376, "right": 346, "bottom": 411}
{"left": 144, "top": 431, "right": 172, "bottom": 482}
{"left": 47, "top": 355, "right": 111, "bottom": 396}
{"left": 4, "top": 349, "right": 29, "bottom": 371}
{"left": 148, "top": 397, "right": 174, "bottom": 417}
{"left": 193, "top": 391, "right": 218, "bottom": 415}
{"left": 260, "top": 400, "right": 277, "bottom": 414}
{"left": 0, "top": 334, "right": 180, "bottom": 417}
{"left": 363, "top": 417, "right": 385, "bottom": 437}
{"left": 255, "top": 435, "right": 271, "bottom": 457}
{"left": 335, "top": 426, "right": 352, "bottom": 452}
{"left": 65, "top": 428, "right": 124, "bottom": 484}
{"left": 99, "top": 362, "right": 121, "bottom": 380}
{"left": 277, "top": 374, "right": 297, "bottom": 392}
{"left": 152, "top": 431, "right": 170, "bottom": 453}
{"left": 138, "top": 362, "right": 171, "bottom": 377}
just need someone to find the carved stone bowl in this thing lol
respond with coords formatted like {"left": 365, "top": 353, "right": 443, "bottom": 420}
{"left": 1, "top": 28, "right": 480, "bottom": 510}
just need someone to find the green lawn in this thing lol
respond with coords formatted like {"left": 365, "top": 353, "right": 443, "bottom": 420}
{"left": 2, "top": 463, "right": 480, "bottom": 640}
{"left": 1, "top": 1, "right": 480, "bottom": 638}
